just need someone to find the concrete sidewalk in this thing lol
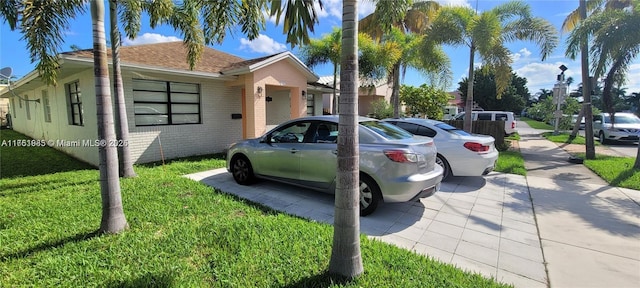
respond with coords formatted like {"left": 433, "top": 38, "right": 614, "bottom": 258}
{"left": 518, "top": 122, "right": 640, "bottom": 287}
{"left": 185, "top": 123, "right": 640, "bottom": 287}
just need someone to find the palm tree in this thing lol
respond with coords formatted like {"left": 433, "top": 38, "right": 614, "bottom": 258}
{"left": 430, "top": 1, "right": 558, "bottom": 132}
{"left": 109, "top": 0, "right": 136, "bottom": 178}
{"left": 91, "top": 0, "right": 129, "bottom": 233}
{"left": 563, "top": 0, "right": 631, "bottom": 159}
{"left": 566, "top": 0, "right": 640, "bottom": 166}
{"left": 329, "top": 0, "right": 364, "bottom": 279}
{"left": 360, "top": 0, "right": 449, "bottom": 118}
{"left": 300, "top": 28, "right": 342, "bottom": 114}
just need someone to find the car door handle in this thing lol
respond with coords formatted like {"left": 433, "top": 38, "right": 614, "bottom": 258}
{"left": 290, "top": 148, "right": 299, "bottom": 154}
{"left": 332, "top": 150, "right": 338, "bottom": 155}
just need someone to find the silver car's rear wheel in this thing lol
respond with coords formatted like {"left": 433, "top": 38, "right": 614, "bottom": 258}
{"left": 231, "top": 155, "right": 255, "bottom": 185}
{"left": 598, "top": 131, "right": 609, "bottom": 144}
{"left": 359, "top": 174, "right": 381, "bottom": 216}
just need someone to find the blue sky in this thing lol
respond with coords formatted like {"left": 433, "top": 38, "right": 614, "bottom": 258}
{"left": 2, "top": 0, "right": 640, "bottom": 96}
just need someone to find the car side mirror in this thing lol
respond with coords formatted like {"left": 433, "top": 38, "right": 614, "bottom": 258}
{"left": 260, "top": 135, "right": 273, "bottom": 145}
{"left": 594, "top": 120, "right": 602, "bottom": 124}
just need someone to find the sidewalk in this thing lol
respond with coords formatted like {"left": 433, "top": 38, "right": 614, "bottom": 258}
{"left": 518, "top": 122, "right": 640, "bottom": 287}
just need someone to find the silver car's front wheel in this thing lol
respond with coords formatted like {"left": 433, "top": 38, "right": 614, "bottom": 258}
{"left": 359, "top": 174, "right": 381, "bottom": 216}
{"left": 231, "top": 155, "right": 255, "bottom": 185}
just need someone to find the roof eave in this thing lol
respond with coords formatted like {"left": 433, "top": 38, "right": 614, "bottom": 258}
{"left": 223, "top": 51, "right": 319, "bottom": 82}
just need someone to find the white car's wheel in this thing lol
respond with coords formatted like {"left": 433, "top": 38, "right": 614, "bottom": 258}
{"left": 598, "top": 131, "right": 609, "bottom": 144}
{"left": 436, "top": 154, "right": 452, "bottom": 181}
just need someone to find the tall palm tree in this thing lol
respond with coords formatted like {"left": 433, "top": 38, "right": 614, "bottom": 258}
{"left": 566, "top": 0, "right": 640, "bottom": 166}
{"left": 329, "top": 0, "right": 363, "bottom": 279}
{"left": 430, "top": 1, "right": 558, "bottom": 132}
{"left": 91, "top": 0, "right": 129, "bottom": 233}
{"left": 300, "top": 28, "right": 341, "bottom": 114}
{"left": 109, "top": 0, "right": 136, "bottom": 178}
{"left": 360, "top": 0, "right": 448, "bottom": 118}
{"left": 563, "top": 0, "right": 631, "bottom": 159}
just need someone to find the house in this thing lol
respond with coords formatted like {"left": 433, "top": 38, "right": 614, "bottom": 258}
{"left": 317, "top": 76, "right": 393, "bottom": 116}
{"left": 0, "top": 41, "right": 332, "bottom": 166}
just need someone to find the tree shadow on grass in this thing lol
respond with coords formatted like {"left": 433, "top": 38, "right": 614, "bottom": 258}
{"left": 0, "top": 230, "right": 100, "bottom": 261}
{"left": 278, "top": 271, "right": 353, "bottom": 288}
{"left": 609, "top": 167, "right": 640, "bottom": 187}
{"left": 105, "top": 272, "right": 174, "bottom": 288}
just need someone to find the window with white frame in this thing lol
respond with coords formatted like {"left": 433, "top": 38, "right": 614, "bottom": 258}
{"left": 42, "top": 90, "right": 51, "bottom": 122}
{"left": 25, "top": 95, "right": 31, "bottom": 120}
{"left": 132, "top": 79, "right": 201, "bottom": 126}
{"left": 66, "top": 81, "right": 83, "bottom": 126}
{"left": 306, "top": 94, "right": 315, "bottom": 116}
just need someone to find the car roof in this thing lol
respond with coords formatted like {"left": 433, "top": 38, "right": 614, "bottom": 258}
{"left": 382, "top": 117, "right": 444, "bottom": 126}
{"left": 292, "top": 115, "right": 378, "bottom": 123}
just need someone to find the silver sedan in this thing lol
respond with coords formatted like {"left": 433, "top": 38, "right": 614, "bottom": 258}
{"left": 226, "top": 115, "right": 443, "bottom": 216}
{"left": 383, "top": 118, "right": 498, "bottom": 181}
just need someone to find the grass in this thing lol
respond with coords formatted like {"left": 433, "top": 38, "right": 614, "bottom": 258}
{"left": 574, "top": 153, "right": 640, "bottom": 190}
{"left": 0, "top": 130, "right": 511, "bottom": 287}
{"left": 495, "top": 150, "right": 526, "bottom": 176}
{"left": 519, "top": 117, "right": 554, "bottom": 130}
{"left": 0, "top": 129, "right": 95, "bottom": 178}
{"left": 541, "top": 132, "right": 598, "bottom": 146}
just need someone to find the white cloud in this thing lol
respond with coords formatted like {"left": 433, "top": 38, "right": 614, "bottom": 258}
{"left": 123, "top": 33, "right": 181, "bottom": 46}
{"left": 624, "top": 63, "right": 640, "bottom": 93}
{"left": 510, "top": 48, "right": 532, "bottom": 62}
{"left": 436, "top": 0, "right": 471, "bottom": 7}
{"left": 239, "top": 34, "right": 287, "bottom": 54}
{"left": 515, "top": 61, "right": 579, "bottom": 93}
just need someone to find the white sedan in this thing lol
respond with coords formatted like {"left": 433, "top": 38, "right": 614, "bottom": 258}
{"left": 383, "top": 118, "right": 499, "bottom": 181}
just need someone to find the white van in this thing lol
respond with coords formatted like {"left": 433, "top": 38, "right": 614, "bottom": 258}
{"left": 442, "top": 106, "right": 459, "bottom": 120}
{"left": 453, "top": 111, "right": 517, "bottom": 135}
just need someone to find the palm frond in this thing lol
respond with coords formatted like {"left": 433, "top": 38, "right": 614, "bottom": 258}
{"left": 503, "top": 17, "right": 558, "bottom": 60}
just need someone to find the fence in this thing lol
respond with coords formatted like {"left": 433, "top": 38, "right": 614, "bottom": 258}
{"left": 445, "top": 120, "right": 505, "bottom": 148}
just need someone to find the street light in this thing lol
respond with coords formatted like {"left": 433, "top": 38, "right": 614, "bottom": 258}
{"left": 553, "top": 65, "right": 568, "bottom": 135}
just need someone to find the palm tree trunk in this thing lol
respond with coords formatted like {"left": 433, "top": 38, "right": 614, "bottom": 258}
{"left": 580, "top": 0, "right": 596, "bottom": 160}
{"left": 91, "top": 0, "right": 128, "bottom": 234}
{"left": 392, "top": 63, "right": 401, "bottom": 118}
{"left": 109, "top": 0, "right": 136, "bottom": 178}
{"left": 332, "top": 64, "right": 338, "bottom": 114}
{"left": 329, "top": 0, "right": 363, "bottom": 279}
{"left": 464, "top": 44, "right": 475, "bottom": 133}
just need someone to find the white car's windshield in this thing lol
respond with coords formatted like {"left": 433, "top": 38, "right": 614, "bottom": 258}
{"left": 605, "top": 114, "right": 640, "bottom": 124}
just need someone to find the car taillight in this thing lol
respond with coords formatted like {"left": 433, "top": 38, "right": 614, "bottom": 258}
{"left": 464, "top": 142, "right": 490, "bottom": 153}
{"left": 384, "top": 150, "right": 418, "bottom": 163}
{"left": 512, "top": 121, "right": 516, "bottom": 129}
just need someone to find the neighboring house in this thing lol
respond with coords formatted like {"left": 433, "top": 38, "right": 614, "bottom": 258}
{"left": 0, "top": 41, "right": 330, "bottom": 165}
{"left": 317, "top": 76, "right": 393, "bottom": 116}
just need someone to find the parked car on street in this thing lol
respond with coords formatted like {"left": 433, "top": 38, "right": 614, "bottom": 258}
{"left": 452, "top": 111, "right": 517, "bottom": 135}
{"left": 226, "top": 115, "right": 443, "bottom": 216}
{"left": 593, "top": 112, "right": 640, "bottom": 144}
{"left": 383, "top": 118, "right": 498, "bottom": 181}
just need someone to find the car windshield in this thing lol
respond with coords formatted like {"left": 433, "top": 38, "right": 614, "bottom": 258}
{"left": 361, "top": 121, "right": 414, "bottom": 140}
{"left": 434, "top": 122, "right": 470, "bottom": 136}
{"left": 604, "top": 114, "right": 640, "bottom": 124}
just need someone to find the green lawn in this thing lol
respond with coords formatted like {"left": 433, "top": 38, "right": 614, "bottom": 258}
{"left": 519, "top": 117, "right": 554, "bottom": 130}
{"left": 574, "top": 153, "right": 640, "bottom": 190}
{"left": 0, "top": 129, "right": 511, "bottom": 287}
{"left": 495, "top": 150, "right": 526, "bottom": 176}
{"left": 541, "top": 131, "right": 598, "bottom": 146}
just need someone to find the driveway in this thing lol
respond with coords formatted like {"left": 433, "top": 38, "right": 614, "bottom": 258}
{"left": 187, "top": 169, "right": 548, "bottom": 287}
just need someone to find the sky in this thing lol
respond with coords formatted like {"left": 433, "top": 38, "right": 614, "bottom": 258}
{"left": 2, "top": 0, "right": 640, "bottom": 97}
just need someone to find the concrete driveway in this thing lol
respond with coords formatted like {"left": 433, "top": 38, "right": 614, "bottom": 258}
{"left": 187, "top": 169, "right": 547, "bottom": 287}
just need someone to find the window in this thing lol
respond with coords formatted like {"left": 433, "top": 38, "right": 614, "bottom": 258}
{"left": 66, "top": 81, "right": 83, "bottom": 126}
{"left": 313, "top": 122, "right": 338, "bottom": 143}
{"left": 270, "top": 121, "right": 312, "bottom": 143}
{"left": 477, "top": 113, "right": 492, "bottom": 120}
{"left": 25, "top": 95, "right": 30, "bottom": 120}
{"left": 42, "top": 90, "right": 51, "bottom": 122}
{"left": 496, "top": 113, "right": 508, "bottom": 121}
{"left": 306, "top": 94, "right": 315, "bottom": 116}
{"left": 133, "top": 79, "right": 201, "bottom": 126}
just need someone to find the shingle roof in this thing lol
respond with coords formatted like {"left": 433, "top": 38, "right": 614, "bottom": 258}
{"left": 60, "top": 41, "right": 246, "bottom": 74}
